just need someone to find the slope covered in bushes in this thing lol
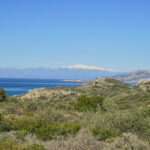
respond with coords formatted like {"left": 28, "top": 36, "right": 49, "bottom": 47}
{"left": 0, "top": 78, "right": 150, "bottom": 149}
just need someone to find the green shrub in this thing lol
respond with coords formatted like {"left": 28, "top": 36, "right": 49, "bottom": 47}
{"left": 0, "top": 117, "right": 13, "bottom": 132}
{"left": 84, "top": 106, "right": 150, "bottom": 140}
{"left": 92, "top": 128, "right": 121, "bottom": 141}
{"left": 26, "top": 144, "right": 45, "bottom": 150}
{"left": 0, "top": 88, "right": 8, "bottom": 102}
{"left": 112, "top": 108, "right": 149, "bottom": 134}
{"left": 13, "top": 119, "right": 81, "bottom": 140}
{"left": 0, "top": 139, "right": 22, "bottom": 150}
{"left": 25, "top": 102, "right": 37, "bottom": 112}
{"left": 74, "top": 95, "right": 104, "bottom": 111}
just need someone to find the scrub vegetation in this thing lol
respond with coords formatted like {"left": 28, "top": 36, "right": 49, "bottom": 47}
{"left": 0, "top": 77, "right": 150, "bottom": 149}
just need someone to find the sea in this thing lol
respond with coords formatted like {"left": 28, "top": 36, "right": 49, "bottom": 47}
{"left": 0, "top": 78, "right": 85, "bottom": 97}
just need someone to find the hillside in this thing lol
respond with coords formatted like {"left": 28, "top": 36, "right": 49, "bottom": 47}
{"left": 0, "top": 78, "right": 150, "bottom": 149}
{"left": 16, "top": 77, "right": 150, "bottom": 108}
{"left": 114, "top": 70, "right": 150, "bottom": 84}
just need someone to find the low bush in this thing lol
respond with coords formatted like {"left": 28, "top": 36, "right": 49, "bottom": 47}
{"left": 83, "top": 106, "right": 150, "bottom": 140}
{"left": 26, "top": 144, "right": 45, "bottom": 150}
{"left": 13, "top": 119, "right": 81, "bottom": 140}
{"left": 0, "top": 117, "right": 13, "bottom": 132}
{"left": 0, "top": 139, "right": 23, "bottom": 150}
{"left": 41, "top": 130, "right": 150, "bottom": 150}
{"left": 92, "top": 128, "right": 121, "bottom": 141}
{"left": 37, "top": 107, "right": 64, "bottom": 121}
{"left": 74, "top": 95, "right": 104, "bottom": 111}
{"left": 25, "top": 102, "right": 37, "bottom": 112}
{"left": 0, "top": 113, "right": 81, "bottom": 141}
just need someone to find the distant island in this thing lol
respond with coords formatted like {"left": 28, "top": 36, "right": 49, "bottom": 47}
{"left": 63, "top": 79, "right": 87, "bottom": 82}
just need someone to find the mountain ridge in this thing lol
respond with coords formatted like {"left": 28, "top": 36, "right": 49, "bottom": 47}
{"left": 0, "top": 68, "right": 120, "bottom": 80}
{"left": 114, "top": 70, "right": 150, "bottom": 83}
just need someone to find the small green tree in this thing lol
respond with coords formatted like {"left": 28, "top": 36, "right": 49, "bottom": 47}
{"left": 0, "top": 88, "right": 8, "bottom": 102}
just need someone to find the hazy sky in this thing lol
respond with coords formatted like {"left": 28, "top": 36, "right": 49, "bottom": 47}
{"left": 0, "top": 0, "right": 150, "bottom": 71}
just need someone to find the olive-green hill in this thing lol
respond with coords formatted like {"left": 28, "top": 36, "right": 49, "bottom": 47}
{"left": 15, "top": 77, "right": 150, "bottom": 109}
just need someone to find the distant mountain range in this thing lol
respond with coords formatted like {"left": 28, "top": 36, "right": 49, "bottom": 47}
{"left": 0, "top": 67, "right": 119, "bottom": 80}
{"left": 1, "top": 66, "right": 150, "bottom": 83}
{"left": 114, "top": 70, "right": 150, "bottom": 84}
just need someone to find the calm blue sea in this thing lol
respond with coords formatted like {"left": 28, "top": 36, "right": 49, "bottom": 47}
{"left": 0, "top": 78, "right": 85, "bottom": 97}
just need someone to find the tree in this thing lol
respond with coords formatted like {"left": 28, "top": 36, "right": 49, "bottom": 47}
{"left": 0, "top": 88, "right": 8, "bottom": 102}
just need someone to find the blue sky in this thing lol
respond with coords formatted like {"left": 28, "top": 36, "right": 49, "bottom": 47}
{"left": 0, "top": 0, "right": 150, "bottom": 71}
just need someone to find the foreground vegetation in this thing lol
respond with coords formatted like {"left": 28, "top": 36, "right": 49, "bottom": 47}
{"left": 0, "top": 78, "right": 150, "bottom": 149}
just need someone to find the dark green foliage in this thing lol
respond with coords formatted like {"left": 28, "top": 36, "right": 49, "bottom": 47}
{"left": 74, "top": 95, "right": 104, "bottom": 111}
{"left": 0, "top": 117, "right": 12, "bottom": 132}
{"left": 13, "top": 119, "right": 81, "bottom": 140}
{"left": 26, "top": 144, "right": 45, "bottom": 150}
{"left": 92, "top": 128, "right": 121, "bottom": 141}
{"left": 0, "top": 88, "right": 8, "bottom": 102}
{"left": 0, "top": 113, "right": 81, "bottom": 141}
